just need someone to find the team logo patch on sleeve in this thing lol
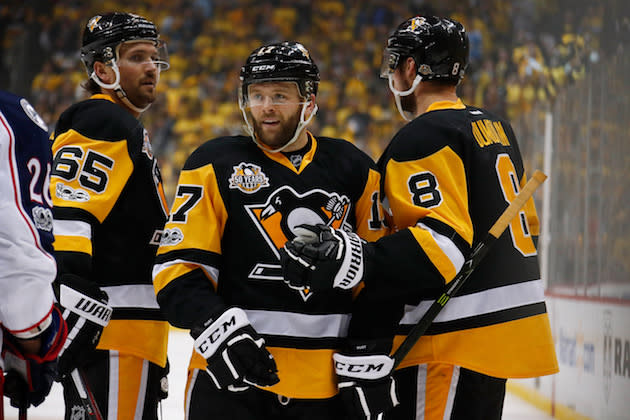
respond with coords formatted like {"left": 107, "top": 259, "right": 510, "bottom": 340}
{"left": 228, "top": 162, "right": 270, "bottom": 194}
{"left": 32, "top": 206, "right": 53, "bottom": 231}
{"left": 56, "top": 183, "right": 90, "bottom": 202}
{"left": 159, "top": 227, "right": 184, "bottom": 246}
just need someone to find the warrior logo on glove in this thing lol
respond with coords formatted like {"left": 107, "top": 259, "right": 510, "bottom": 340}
{"left": 245, "top": 185, "right": 351, "bottom": 300}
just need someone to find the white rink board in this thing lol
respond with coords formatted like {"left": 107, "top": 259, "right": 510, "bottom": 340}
{"left": 513, "top": 295, "right": 630, "bottom": 420}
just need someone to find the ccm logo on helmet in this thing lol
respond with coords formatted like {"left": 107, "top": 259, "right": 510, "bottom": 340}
{"left": 252, "top": 64, "right": 276, "bottom": 72}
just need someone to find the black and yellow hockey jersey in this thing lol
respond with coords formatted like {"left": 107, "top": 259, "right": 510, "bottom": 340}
{"left": 153, "top": 132, "right": 385, "bottom": 398}
{"left": 369, "top": 99, "right": 558, "bottom": 378}
{"left": 50, "top": 94, "right": 169, "bottom": 367}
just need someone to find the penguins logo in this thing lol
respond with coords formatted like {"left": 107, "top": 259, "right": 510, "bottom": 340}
{"left": 229, "top": 162, "right": 270, "bottom": 194}
{"left": 245, "top": 185, "right": 351, "bottom": 301}
{"left": 87, "top": 15, "right": 102, "bottom": 33}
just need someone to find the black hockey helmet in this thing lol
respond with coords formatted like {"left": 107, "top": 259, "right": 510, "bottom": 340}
{"left": 80, "top": 12, "right": 161, "bottom": 75}
{"left": 381, "top": 16, "right": 469, "bottom": 84}
{"left": 239, "top": 41, "right": 320, "bottom": 104}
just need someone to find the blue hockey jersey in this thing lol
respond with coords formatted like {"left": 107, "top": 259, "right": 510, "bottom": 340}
{"left": 0, "top": 90, "right": 56, "bottom": 336}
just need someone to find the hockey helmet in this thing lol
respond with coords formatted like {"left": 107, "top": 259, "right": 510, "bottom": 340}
{"left": 380, "top": 16, "right": 469, "bottom": 84}
{"left": 240, "top": 41, "right": 320, "bottom": 104}
{"left": 81, "top": 12, "right": 167, "bottom": 74}
{"left": 80, "top": 12, "right": 168, "bottom": 113}
{"left": 239, "top": 42, "right": 320, "bottom": 153}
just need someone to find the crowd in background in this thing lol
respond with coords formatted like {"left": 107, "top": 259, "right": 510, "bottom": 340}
{"left": 2, "top": 0, "right": 616, "bottom": 200}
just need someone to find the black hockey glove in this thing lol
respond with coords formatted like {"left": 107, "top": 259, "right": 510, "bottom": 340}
{"left": 280, "top": 224, "right": 370, "bottom": 292}
{"left": 55, "top": 273, "right": 112, "bottom": 380}
{"left": 334, "top": 340, "right": 399, "bottom": 419}
{"left": 191, "top": 307, "right": 279, "bottom": 391}
{"left": 2, "top": 306, "right": 68, "bottom": 408}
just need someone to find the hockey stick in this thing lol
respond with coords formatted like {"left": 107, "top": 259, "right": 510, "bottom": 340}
{"left": 69, "top": 369, "right": 103, "bottom": 420}
{"left": 392, "top": 170, "right": 548, "bottom": 368}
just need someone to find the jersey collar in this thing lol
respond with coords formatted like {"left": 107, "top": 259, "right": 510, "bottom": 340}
{"left": 262, "top": 131, "right": 317, "bottom": 174}
{"left": 425, "top": 98, "right": 466, "bottom": 113}
{"left": 91, "top": 93, "right": 117, "bottom": 103}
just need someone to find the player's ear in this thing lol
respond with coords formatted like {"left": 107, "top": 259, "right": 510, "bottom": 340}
{"left": 94, "top": 61, "right": 114, "bottom": 84}
{"left": 404, "top": 57, "right": 417, "bottom": 78}
{"left": 304, "top": 93, "right": 316, "bottom": 116}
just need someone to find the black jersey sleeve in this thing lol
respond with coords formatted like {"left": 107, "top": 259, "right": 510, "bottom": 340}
{"left": 153, "top": 141, "right": 228, "bottom": 329}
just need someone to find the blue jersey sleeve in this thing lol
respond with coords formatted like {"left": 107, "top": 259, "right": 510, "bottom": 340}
{"left": 0, "top": 90, "right": 56, "bottom": 334}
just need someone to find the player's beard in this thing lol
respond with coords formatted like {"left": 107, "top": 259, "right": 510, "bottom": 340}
{"left": 253, "top": 110, "right": 301, "bottom": 150}
{"left": 122, "top": 75, "right": 158, "bottom": 110}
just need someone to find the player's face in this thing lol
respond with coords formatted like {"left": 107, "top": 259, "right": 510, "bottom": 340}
{"left": 117, "top": 41, "right": 161, "bottom": 109}
{"left": 247, "top": 82, "right": 305, "bottom": 149}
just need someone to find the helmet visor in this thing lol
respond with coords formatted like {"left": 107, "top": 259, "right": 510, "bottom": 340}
{"left": 380, "top": 49, "right": 401, "bottom": 79}
{"left": 117, "top": 40, "right": 170, "bottom": 71}
{"left": 240, "top": 81, "right": 308, "bottom": 108}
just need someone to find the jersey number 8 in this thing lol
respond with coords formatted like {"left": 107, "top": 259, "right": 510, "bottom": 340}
{"left": 495, "top": 154, "right": 537, "bottom": 256}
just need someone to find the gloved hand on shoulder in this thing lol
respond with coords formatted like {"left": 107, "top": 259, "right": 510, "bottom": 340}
{"left": 280, "top": 224, "right": 372, "bottom": 292}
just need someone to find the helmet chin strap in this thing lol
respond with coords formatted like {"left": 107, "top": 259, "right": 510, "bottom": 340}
{"left": 239, "top": 100, "right": 318, "bottom": 153}
{"left": 388, "top": 73, "right": 422, "bottom": 121}
{"left": 91, "top": 59, "right": 152, "bottom": 114}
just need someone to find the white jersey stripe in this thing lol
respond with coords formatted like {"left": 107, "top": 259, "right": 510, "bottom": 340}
{"left": 400, "top": 279, "right": 545, "bottom": 325}
{"left": 107, "top": 350, "right": 120, "bottom": 420}
{"left": 415, "top": 364, "right": 427, "bottom": 420}
{"left": 133, "top": 359, "right": 149, "bottom": 420}
{"left": 244, "top": 309, "right": 350, "bottom": 339}
{"left": 53, "top": 218, "right": 92, "bottom": 239}
{"left": 101, "top": 285, "right": 160, "bottom": 309}
{"left": 442, "top": 366, "right": 460, "bottom": 420}
{"left": 152, "top": 259, "right": 219, "bottom": 287}
{"left": 417, "top": 222, "right": 465, "bottom": 273}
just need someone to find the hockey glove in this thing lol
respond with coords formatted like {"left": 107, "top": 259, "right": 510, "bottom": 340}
{"left": 55, "top": 273, "right": 112, "bottom": 380}
{"left": 191, "top": 307, "right": 279, "bottom": 391}
{"left": 334, "top": 340, "right": 399, "bottom": 419}
{"left": 280, "top": 224, "right": 369, "bottom": 292}
{"left": 2, "top": 306, "right": 68, "bottom": 408}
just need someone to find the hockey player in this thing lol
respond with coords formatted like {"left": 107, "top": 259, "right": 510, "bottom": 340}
{"left": 0, "top": 91, "right": 67, "bottom": 414}
{"left": 152, "top": 41, "right": 386, "bottom": 419}
{"left": 282, "top": 16, "right": 559, "bottom": 419}
{"left": 49, "top": 12, "right": 170, "bottom": 419}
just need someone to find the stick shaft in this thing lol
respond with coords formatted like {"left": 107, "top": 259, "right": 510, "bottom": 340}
{"left": 489, "top": 170, "right": 547, "bottom": 238}
{"left": 70, "top": 369, "right": 103, "bottom": 420}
